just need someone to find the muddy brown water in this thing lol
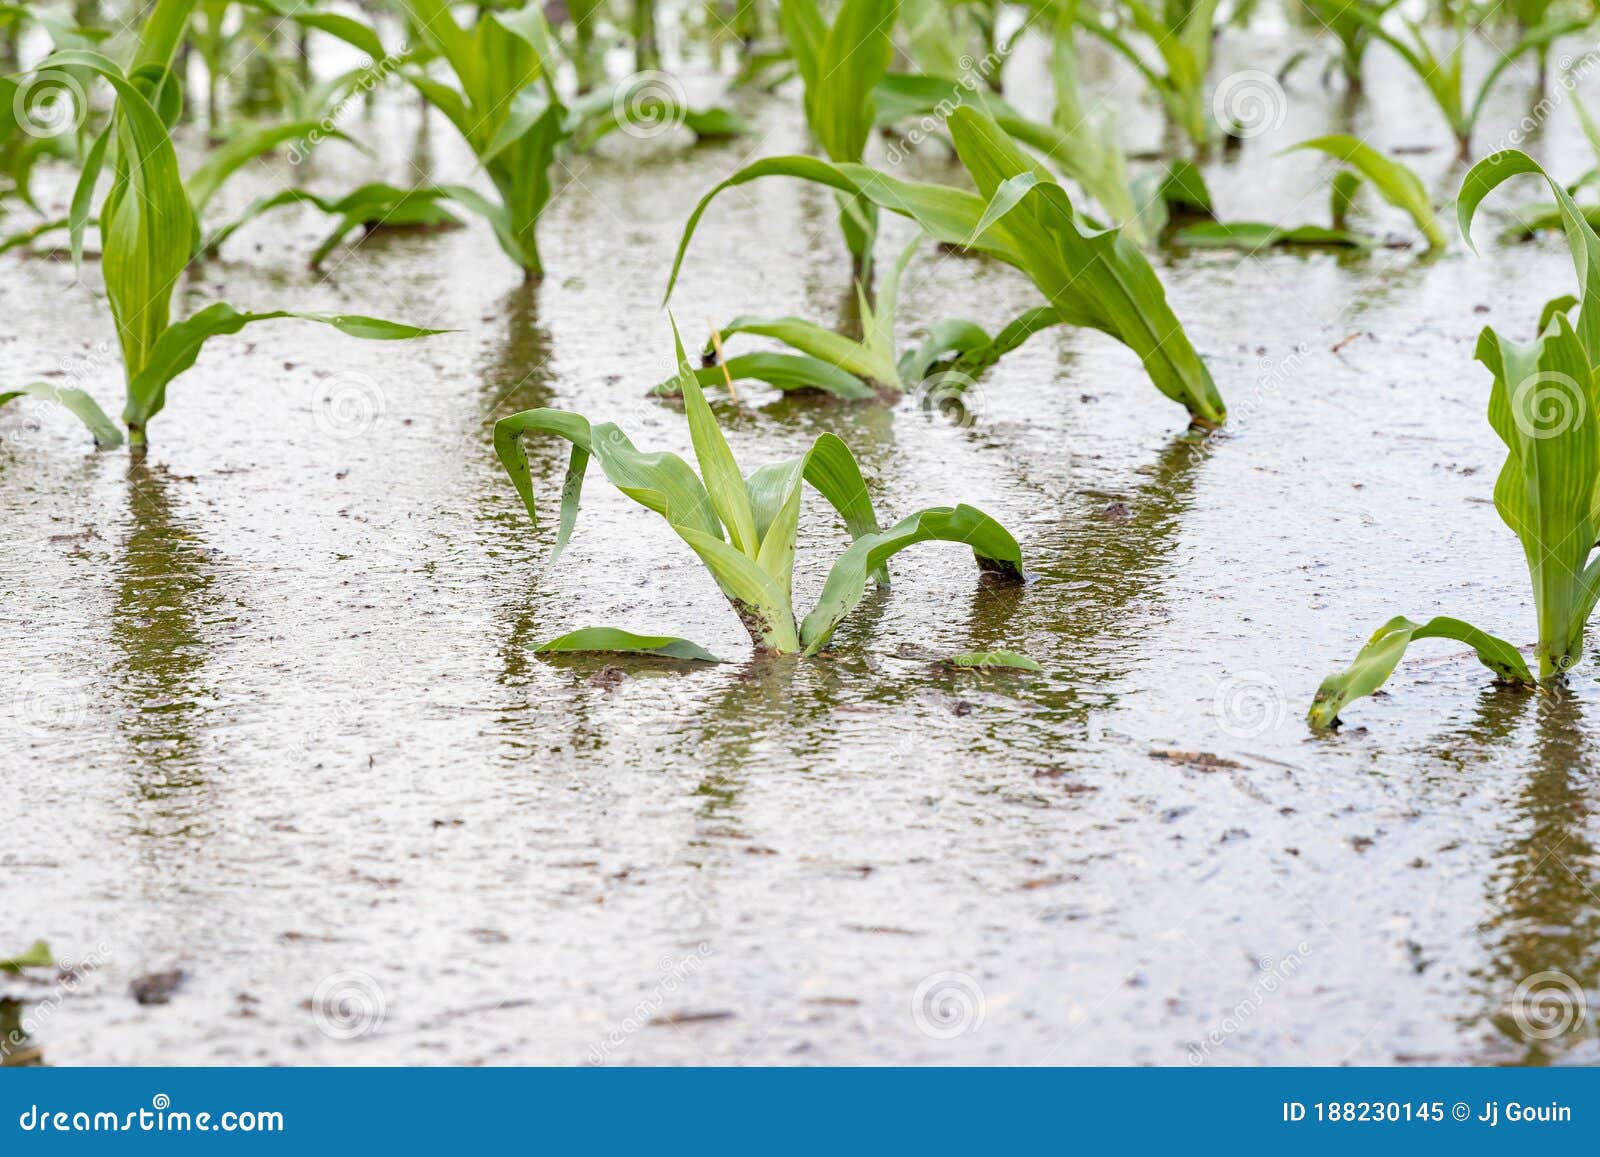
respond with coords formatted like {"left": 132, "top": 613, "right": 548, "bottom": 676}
{"left": 4, "top": 24, "right": 1600, "bottom": 1065}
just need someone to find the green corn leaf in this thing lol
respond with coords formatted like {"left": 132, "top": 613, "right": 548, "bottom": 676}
{"left": 185, "top": 120, "right": 359, "bottom": 217}
{"left": 806, "top": 0, "right": 896, "bottom": 163}
{"left": 898, "top": 308, "right": 1065, "bottom": 381}
{"left": 948, "top": 650, "right": 1042, "bottom": 671}
{"left": 492, "top": 408, "right": 594, "bottom": 563}
{"left": 42, "top": 51, "right": 197, "bottom": 388}
{"left": 1308, "top": 615, "right": 1534, "bottom": 729}
{"left": 247, "top": 0, "right": 390, "bottom": 64}
{"left": 946, "top": 108, "right": 1225, "bottom": 425}
{"left": 705, "top": 315, "right": 901, "bottom": 387}
{"left": 132, "top": 0, "right": 197, "bottom": 69}
{"left": 67, "top": 124, "right": 109, "bottom": 272}
{"left": 744, "top": 431, "right": 884, "bottom": 597}
{"left": 659, "top": 354, "right": 875, "bottom": 400}
{"left": 0, "top": 940, "right": 52, "bottom": 973}
{"left": 665, "top": 154, "right": 1025, "bottom": 302}
{"left": 535, "top": 628, "right": 721, "bottom": 662}
{"left": 1174, "top": 221, "right": 1374, "bottom": 250}
{"left": 0, "top": 382, "right": 123, "bottom": 448}
{"left": 671, "top": 318, "right": 759, "bottom": 557}
{"left": 1287, "top": 134, "right": 1445, "bottom": 249}
{"left": 587, "top": 422, "right": 723, "bottom": 541}
{"left": 1476, "top": 312, "right": 1600, "bottom": 678}
{"left": 799, "top": 504, "right": 1023, "bottom": 655}
{"left": 1460, "top": 150, "right": 1600, "bottom": 363}
{"left": 124, "top": 304, "right": 446, "bottom": 431}
{"left": 675, "top": 525, "right": 801, "bottom": 651}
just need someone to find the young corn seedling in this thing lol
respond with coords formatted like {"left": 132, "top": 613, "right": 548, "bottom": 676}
{"left": 1176, "top": 135, "right": 1446, "bottom": 252}
{"left": 669, "top": 106, "right": 1225, "bottom": 427}
{"left": 258, "top": 1, "right": 741, "bottom": 277}
{"left": 660, "top": 234, "right": 923, "bottom": 401}
{"left": 1294, "top": 0, "right": 1399, "bottom": 94}
{"left": 1349, "top": 7, "right": 1581, "bottom": 159}
{"left": 23, "top": 42, "right": 437, "bottom": 448}
{"left": 1308, "top": 151, "right": 1600, "bottom": 729}
{"left": 776, "top": 0, "right": 897, "bottom": 280}
{"left": 494, "top": 323, "right": 1024, "bottom": 660}
{"left": 1076, "top": 0, "right": 1221, "bottom": 150}
{"left": 991, "top": 2, "right": 1211, "bottom": 248}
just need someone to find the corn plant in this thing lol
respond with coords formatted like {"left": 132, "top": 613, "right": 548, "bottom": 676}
{"left": 23, "top": 41, "right": 436, "bottom": 448}
{"left": 1297, "top": 0, "right": 1399, "bottom": 94}
{"left": 669, "top": 107, "right": 1225, "bottom": 427}
{"left": 1350, "top": 8, "right": 1582, "bottom": 159}
{"left": 662, "top": 234, "right": 921, "bottom": 400}
{"left": 1177, "top": 135, "right": 1445, "bottom": 252}
{"left": 1077, "top": 0, "right": 1221, "bottom": 150}
{"left": 494, "top": 323, "right": 1024, "bottom": 659}
{"left": 776, "top": 0, "right": 897, "bottom": 279}
{"left": 1309, "top": 152, "right": 1600, "bottom": 728}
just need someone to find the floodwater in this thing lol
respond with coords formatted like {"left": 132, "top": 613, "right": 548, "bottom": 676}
{"left": 4, "top": 22, "right": 1600, "bottom": 1065}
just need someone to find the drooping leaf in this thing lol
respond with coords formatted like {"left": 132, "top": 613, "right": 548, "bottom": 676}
{"left": 799, "top": 504, "right": 1024, "bottom": 654}
{"left": 0, "top": 382, "right": 122, "bottom": 448}
{"left": 1308, "top": 615, "right": 1533, "bottom": 729}
{"left": 124, "top": 303, "right": 446, "bottom": 431}
{"left": 1287, "top": 134, "right": 1445, "bottom": 249}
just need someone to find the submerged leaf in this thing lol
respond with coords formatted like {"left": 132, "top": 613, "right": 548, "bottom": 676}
{"left": 1, "top": 382, "right": 122, "bottom": 448}
{"left": 948, "top": 650, "right": 1042, "bottom": 671}
{"left": 535, "top": 628, "right": 721, "bottom": 662}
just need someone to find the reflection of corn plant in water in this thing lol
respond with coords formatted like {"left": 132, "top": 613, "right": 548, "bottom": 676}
{"left": 1177, "top": 134, "right": 1446, "bottom": 252}
{"left": 1309, "top": 153, "right": 1600, "bottom": 728}
{"left": 670, "top": 107, "right": 1225, "bottom": 427}
{"left": 495, "top": 323, "right": 1024, "bottom": 660}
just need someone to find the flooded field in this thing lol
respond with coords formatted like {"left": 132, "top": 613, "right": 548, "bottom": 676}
{"left": 4, "top": 17, "right": 1600, "bottom": 1066}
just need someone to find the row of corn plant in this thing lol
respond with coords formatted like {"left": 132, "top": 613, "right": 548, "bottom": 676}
{"left": 668, "top": 105, "right": 1226, "bottom": 426}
